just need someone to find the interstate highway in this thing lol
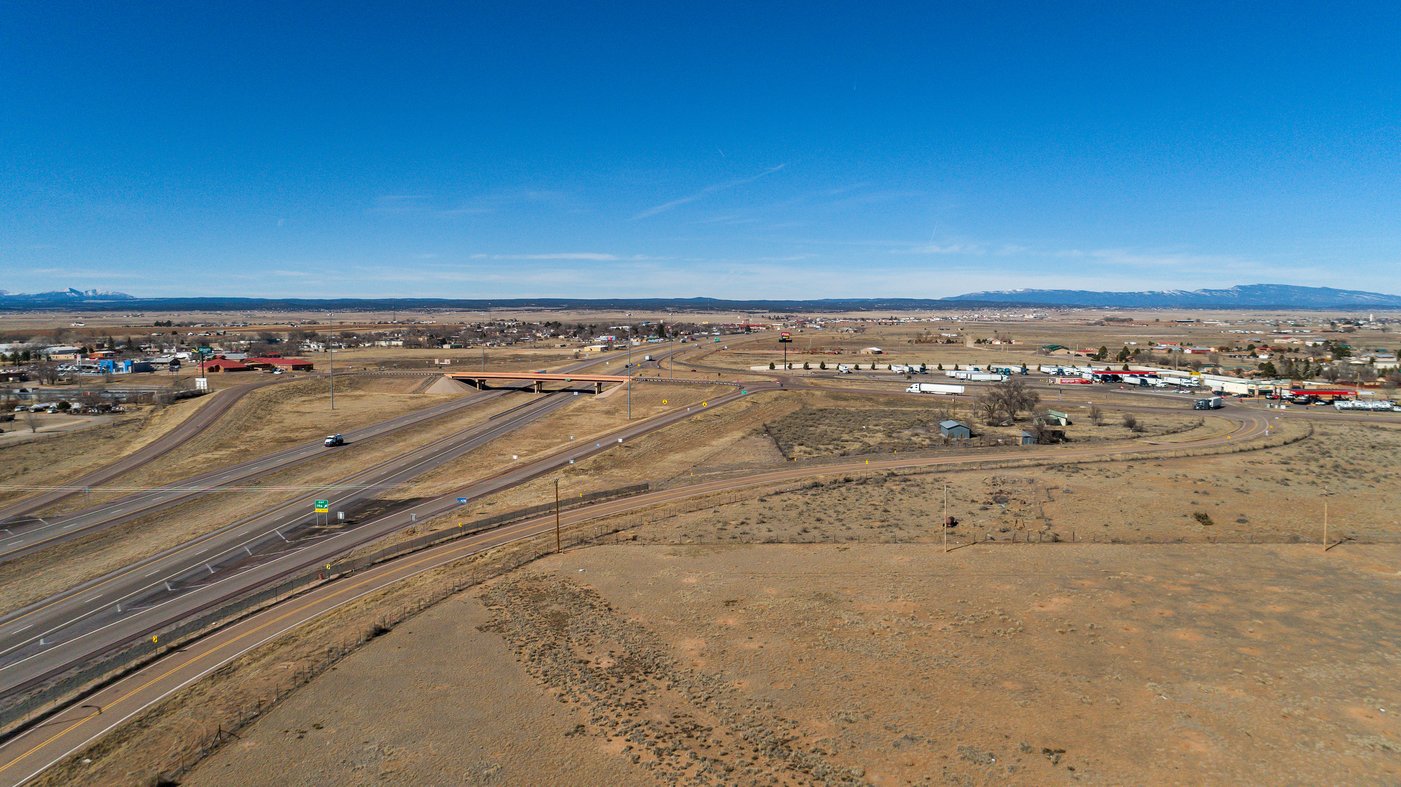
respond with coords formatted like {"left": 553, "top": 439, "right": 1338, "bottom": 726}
{"left": 0, "top": 380, "right": 775, "bottom": 703}
{"left": 0, "top": 346, "right": 681, "bottom": 563}
{"left": 0, "top": 398, "right": 1276, "bottom": 786}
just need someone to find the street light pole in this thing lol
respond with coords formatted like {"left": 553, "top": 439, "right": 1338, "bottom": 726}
{"left": 627, "top": 332, "right": 633, "bottom": 420}
{"left": 554, "top": 478, "right": 562, "bottom": 553}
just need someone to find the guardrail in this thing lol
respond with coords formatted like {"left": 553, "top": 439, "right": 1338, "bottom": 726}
{"left": 0, "top": 482, "right": 650, "bottom": 740}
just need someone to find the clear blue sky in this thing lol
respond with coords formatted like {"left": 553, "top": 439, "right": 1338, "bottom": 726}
{"left": 3, "top": 2, "right": 1399, "bottom": 298}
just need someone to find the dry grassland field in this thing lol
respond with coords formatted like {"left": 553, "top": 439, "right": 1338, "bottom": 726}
{"left": 189, "top": 543, "right": 1401, "bottom": 786}
{"left": 11, "top": 309, "right": 1401, "bottom": 786}
{"left": 167, "top": 399, "right": 1399, "bottom": 786}
{"left": 595, "top": 419, "right": 1395, "bottom": 548}
{"left": 0, "top": 393, "right": 217, "bottom": 507}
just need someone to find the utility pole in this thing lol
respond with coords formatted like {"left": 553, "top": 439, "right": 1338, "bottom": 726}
{"left": 554, "top": 478, "right": 562, "bottom": 553}
{"left": 328, "top": 314, "right": 335, "bottom": 411}
{"left": 1322, "top": 486, "right": 1329, "bottom": 550}
{"left": 943, "top": 484, "right": 949, "bottom": 552}
{"left": 627, "top": 330, "right": 633, "bottom": 420}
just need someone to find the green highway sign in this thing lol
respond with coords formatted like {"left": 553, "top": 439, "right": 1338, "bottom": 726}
{"left": 314, "top": 499, "right": 330, "bottom": 513}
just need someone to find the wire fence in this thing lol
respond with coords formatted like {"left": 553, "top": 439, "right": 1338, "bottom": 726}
{"left": 0, "top": 482, "right": 650, "bottom": 739}
{"left": 327, "top": 483, "right": 650, "bottom": 574}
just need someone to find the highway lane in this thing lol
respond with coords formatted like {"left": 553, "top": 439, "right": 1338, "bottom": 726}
{"left": 0, "top": 388, "right": 503, "bottom": 562}
{"left": 0, "top": 398, "right": 1276, "bottom": 786}
{"left": 0, "top": 381, "right": 774, "bottom": 702}
{"left": 0, "top": 346, "right": 681, "bottom": 563}
{"left": 0, "top": 376, "right": 288, "bottom": 522}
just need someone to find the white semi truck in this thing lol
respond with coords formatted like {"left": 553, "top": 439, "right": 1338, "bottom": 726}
{"left": 906, "top": 383, "right": 965, "bottom": 395}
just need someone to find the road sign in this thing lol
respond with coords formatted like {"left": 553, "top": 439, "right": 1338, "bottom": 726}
{"left": 314, "top": 499, "right": 329, "bottom": 513}
{"left": 457, "top": 497, "right": 468, "bottom": 504}
{"left": 779, "top": 331, "right": 792, "bottom": 343}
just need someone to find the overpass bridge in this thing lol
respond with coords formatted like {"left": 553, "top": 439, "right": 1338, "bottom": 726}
{"left": 447, "top": 371, "right": 630, "bottom": 393}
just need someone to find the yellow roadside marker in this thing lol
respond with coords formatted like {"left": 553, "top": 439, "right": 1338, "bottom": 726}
{"left": 151, "top": 635, "right": 158, "bottom": 645}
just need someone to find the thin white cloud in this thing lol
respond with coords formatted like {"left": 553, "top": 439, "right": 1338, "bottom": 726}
{"left": 895, "top": 243, "right": 986, "bottom": 255}
{"left": 632, "top": 164, "right": 787, "bottom": 220}
{"left": 470, "top": 252, "right": 620, "bottom": 261}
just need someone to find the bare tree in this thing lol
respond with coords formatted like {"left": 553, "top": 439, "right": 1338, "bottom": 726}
{"left": 998, "top": 377, "right": 1040, "bottom": 420}
{"left": 1089, "top": 404, "right": 1104, "bottom": 426}
{"left": 974, "top": 391, "right": 1008, "bottom": 426}
{"left": 976, "top": 379, "right": 1042, "bottom": 427}
{"left": 34, "top": 360, "right": 61, "bottom": 385}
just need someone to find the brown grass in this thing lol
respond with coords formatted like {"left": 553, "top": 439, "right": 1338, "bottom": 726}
{"left": 0, "top": 394, "right": 219, "bottom": 508}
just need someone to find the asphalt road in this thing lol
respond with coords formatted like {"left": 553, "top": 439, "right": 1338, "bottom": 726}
{"left": 0, "top": 337, "right": 1369, "bottom": 782}
{"left": 0, "top": 348, "right": 677, "bottom": 563}
{"left": 0, "top": 395, "right": 1278, "bottom": 786}
{"left": 0, "top": 346, "right": 696, "bottom": 696}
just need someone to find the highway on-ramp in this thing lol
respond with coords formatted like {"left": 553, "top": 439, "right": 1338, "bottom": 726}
{"left": 0, "top": 377, "right": 288, "bottom": 523}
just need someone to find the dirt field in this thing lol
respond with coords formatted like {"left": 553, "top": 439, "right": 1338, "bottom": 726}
{"left": 762, "top": 400, "right": 1202, "bottom": 459}
{"left": 188, "top": 542, "right": 1401, "bottom": 785}
{"left": 591, "top": 418, "right": 1392, "bottom": 548}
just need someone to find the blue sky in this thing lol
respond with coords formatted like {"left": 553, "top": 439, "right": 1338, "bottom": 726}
{"left": 3, "top": 2, "right": 1399, "bottom": 298}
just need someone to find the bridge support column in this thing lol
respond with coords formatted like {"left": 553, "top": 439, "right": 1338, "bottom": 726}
{"left": 594, "top": 381, "right": 603, "bottom": 394}
{"left": 533, "top": 380, "right": 543, "bottom": 393}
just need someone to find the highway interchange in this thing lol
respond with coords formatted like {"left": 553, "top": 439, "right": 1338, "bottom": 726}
{"left": 0, "top": 336, "right": 1393, "bottom": 784}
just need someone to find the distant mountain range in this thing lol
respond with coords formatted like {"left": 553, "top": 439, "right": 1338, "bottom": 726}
{"left": 0, "top": 284, "right": 1397, "bottom": 312}
{"left": 0, "top": 288, "right": 136, "bottom": 306}
{"left": 946, "top": 284, "right": 1401, "bottom": 309}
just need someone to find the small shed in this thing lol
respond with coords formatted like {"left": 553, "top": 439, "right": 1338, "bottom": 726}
{"left": 939, "top": 419, "right": 971, "bottom": 439}
{"left": 1020, "top": 430, "right": 1037, "bottom": 446}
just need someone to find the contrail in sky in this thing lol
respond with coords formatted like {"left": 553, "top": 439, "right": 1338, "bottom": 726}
{"left": 632, "top": 163, "right": 786, "bottom": 220}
